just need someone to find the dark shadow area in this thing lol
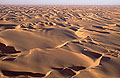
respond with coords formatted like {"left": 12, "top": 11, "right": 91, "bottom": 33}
{"left": 42, "top": 28, "right": 55, "bottom": 31}
{"left": 93, "top": 26, "right": 106, "bottom": 30}
{"left": 56, "top": 23, "right": 66, "bottom": 27}
{"left": 86, "top": 29, "right": 110, "bottom": 34}
{"left": 69, "top": 27, "right": 79, "bottom": 31}
{"left": 101, "top": 56, "right": 111, "bottom": 62}
{"left": 102, "top": 17, "right": 111, "bottom": 20}
{"left": 0, "top": 24, "right": 17, "bottom": 27}
{"left": 52, "top": 67, "right": 76, "bottom": 77}
{"left": 71, "top": 41, "right": 84, "bottom": 45}
{"left": 99, "top": 56, "right": 111, "bottom": 65}
{"left": 0, "top": 42, "right": 21, "bottom": 54}
{"left": 1, "top": 70, "right": 45, "bottom": 77}
{"left": 68, "top": 66, "right": 86, "bottom": 71}
{"left": 0, "top": 54, "right": 7, "bottom": 57}
{"left": 2, "top": 58, "right": 16, "bottom": 61}
{"left": 81, "top": 50, "right": 102, "bottom": 59}
{"left": 116, "top": 24, "right": 120, "bottom": 27}
{"left": 0, "top": 24, "right": 17, "bottom": 29}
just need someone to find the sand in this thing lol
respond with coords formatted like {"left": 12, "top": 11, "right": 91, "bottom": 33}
{"left": 0, "top": 5, "right": 120, "bottom": 78}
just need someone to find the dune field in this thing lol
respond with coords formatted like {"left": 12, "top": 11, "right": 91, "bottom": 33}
{"left": 0, "top": 5, "right": 120, "bottom": 78}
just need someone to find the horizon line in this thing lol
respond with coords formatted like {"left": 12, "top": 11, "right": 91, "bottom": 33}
{"left": 0, "top": 4, "right": 120, "bottom": 6}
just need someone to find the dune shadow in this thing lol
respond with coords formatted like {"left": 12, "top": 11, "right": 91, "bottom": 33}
{"left": 86, "top": 28, "right": 110, "bottom": 34}
{"left": 52, "top": 67, "right": 76, "bottom": 77}
{"left": 93, "top": 26, "right": 106, "bottom": 30}
{"left": 2, "top": 58, "right": 16, "bottom": 61}
{"left": 0, "top": 24, "right": 17, "bottom": 29}
{"left": 81, "top": 50, "right": 102, "bottom": 59}
{"left": 68, "top": 65, "right": 86, "bottom": 71}
{"left": 0, "top": 42, "right": 21, "bottom": 54}
{"left": 1, "top": 70, "right": 45, "bottom": 77}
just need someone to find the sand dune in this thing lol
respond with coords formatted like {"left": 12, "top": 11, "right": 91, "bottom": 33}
{"left": 0, "top": 5, "right": 120, "bottom": 78}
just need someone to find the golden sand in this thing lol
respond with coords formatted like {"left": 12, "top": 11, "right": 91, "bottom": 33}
{"left": 0, "top": 5, "right": 120, "bottom": 78}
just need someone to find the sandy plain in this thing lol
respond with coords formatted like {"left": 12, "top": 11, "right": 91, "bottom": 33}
{"left": 0, "top": 5, "right": 120, "bottom": 78}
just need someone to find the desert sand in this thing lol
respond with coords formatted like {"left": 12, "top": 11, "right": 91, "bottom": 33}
{"left": 0, "top": 5, "right": 120, "bottom": 78}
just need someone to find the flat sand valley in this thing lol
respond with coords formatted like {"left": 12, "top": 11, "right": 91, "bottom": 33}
{"left": 0, "top": 5, "right": 120, "bottom": 78}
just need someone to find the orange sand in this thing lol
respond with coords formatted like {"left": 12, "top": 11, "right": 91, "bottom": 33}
{"left": 0, "top": 5, "right": 120, "bottom": 78}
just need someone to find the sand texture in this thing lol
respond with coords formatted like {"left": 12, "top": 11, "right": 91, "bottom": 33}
{"left": 0, "top": 5, "right": 120, "bottom": 78}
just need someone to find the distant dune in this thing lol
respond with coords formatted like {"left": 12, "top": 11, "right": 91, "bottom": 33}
{"left": 0, "top": 5, "right": 120, "bottom": 78}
